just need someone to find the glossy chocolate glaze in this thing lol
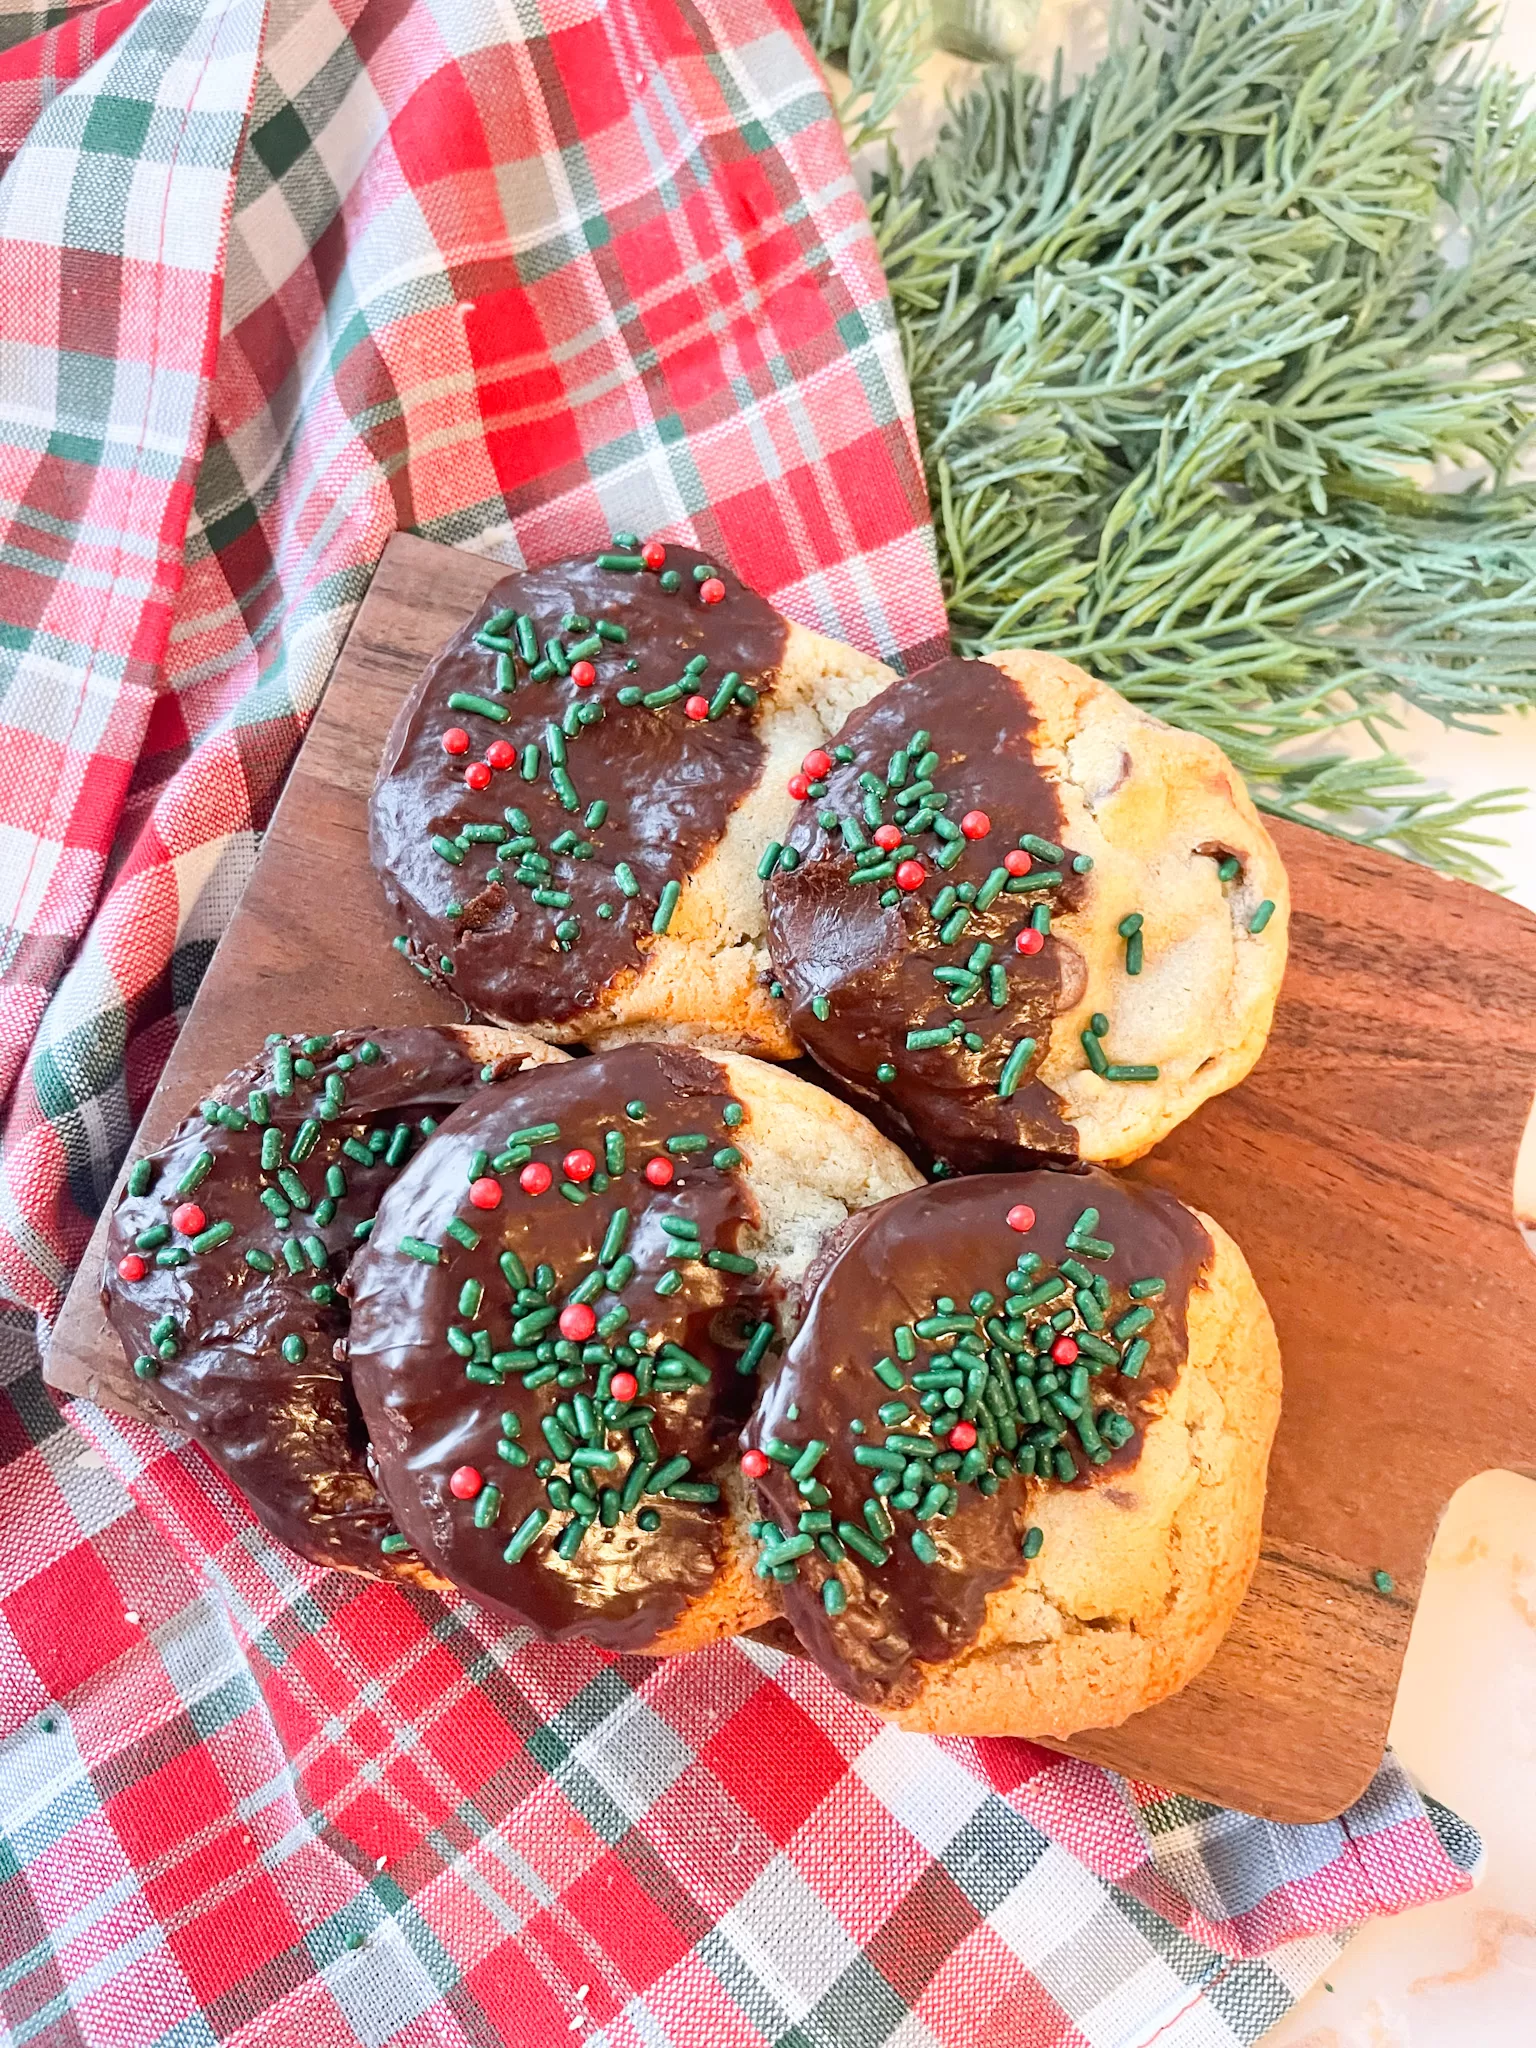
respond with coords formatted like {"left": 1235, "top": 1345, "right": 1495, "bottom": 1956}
{"left": 372, "top": 549, "right": 788, "bottom": 1027}
{"left": 100, "top": 1029, "right": 486, "bottom": 1577}
{"left": 744, "top": 1170, "right": 1209, "bottom": 1709}
{"left": 764, "top": 657, "right": 1089, "bottom": 1170}
{"left": 348, "top": 1045, "right": 774, "bottom": 1648}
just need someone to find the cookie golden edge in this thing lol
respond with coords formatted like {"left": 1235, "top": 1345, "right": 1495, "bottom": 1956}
{"left": 549, "top": 623, "right": 898, "bottom": 1059}
{"left": 983, "top": 649, "right": 1290, "bottom": 1167}
{"left": 882, "top": 1208, "right": 1281, "bottom": 1739}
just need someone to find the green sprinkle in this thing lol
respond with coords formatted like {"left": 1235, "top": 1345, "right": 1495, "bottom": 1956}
{"left": 654, "top": 1270, "right": 683, "bottom": 1297}
{"left": 652, "top": 880, "right": 681, "bottom": 934}
{"left": 756, "top": 841, "right": 783, "bottom": 880}
{"left": 906, "top": 1026, "right": 954, "bottom": 1051}
{"left": 598, "top": 551, "right": 644, "bottom": 571}
{"left": 281, "top": 1334, "right": 306, "bottom": 1365}
{"left": 1372, "top": 1568, "right": 1395, "bottom": 1594}
{"left": 398, "top": 1237, "right": 441, "bottom": 1264}
{"left": 446, "top": 690, "right": 509, "bottom": 723}
{"left": 875, "top": 1061, "right": 897, "bottom": 1083}
{"left": 503, "top": 1508, "right": 549, "bottom": 1562}
{"left": 712, "top": 1146, "right": 742, "bottom": 1171}
{"left": 1081, "top": 1029, "right": 1109, "bottom": 1076}
{"left": 1217, "top": 854, "right": 1242, "bottom": 881}
{"left": 380, "top": 1534, "right": 411, "bottom": 1556}
{"left": 1249, "top": 898, "right": 1276, "bottom": 933}
{"left": 821, "top": 1578, "right": 848, "bottom": 1616}
{"left": 1022, "top": 1526, "right": 1044, "bottom": 1559}
{"left": 614, "top": 862, "right": 639, "bottom": 899}
{"left": 133, "top": 1355, "right": 160, "bottom": 1381}
{"left": 996, "top": 1037, "right": 1036, "bottom": 1100}
{"left": 667, "top": 1132, "right": 709, "bottom": 1154}
{"left": 910, "top": 1529, "right": 939, "bottom": 1565}
{"left": 244, "top": 1248, "right": 276, "bottom": 1274}
{"left": 811, "top": 995, "right": 830, "bottom": 1021}
{"left": 126, "top": 1157, "right": 155, "bottom": 1197}
{"left": 837, "top": 1522, "right": 889, "bottom": 1566}
{"left": 190, "top": 1220, "right": 234, "bottom": 1254}
{"left": 1104, "top": 1064, "right": 1160, "bottom": 1082}
{"left": 176, "top": 1151, "right": 214, "bottom": 1197}
{"left": 706, "top": 1248, "right": 756, "bottom": 1275}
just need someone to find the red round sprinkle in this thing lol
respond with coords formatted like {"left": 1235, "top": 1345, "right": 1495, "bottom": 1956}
{"left": 571, "top": 659, "right": 596, "bottom": 688}
{"left": 117, "top": 1254, "right": 147, "bottom": 1282}
{"left": 961, "top": 809, "right": 991, "bottom": 840}
{"left": 699, "top": 577, "right": 726, "bottom": 605}
{"left": 684, "top": 694, "right": 709, "bottom": 720}
{"left": 1051, "top": 1335, "right": 1079, "bottom": 1366}
{"left": 787, "top": 772, "right": 810, "bottom": 800}
{"left": 895, "top": 859, "right": 926, "bottom": 892}
{"left": 519, "top": 1161, "right": 553, "bottom": 1195}
{"left": 740, "top": 1447, "right": 771, "bottom": 1479}
{"left": 1006, "top": 1203, "right": 1036, "bottom": 1233}
{"left": 485, "top": 739, "right": 515, "bottom": 770}
{"left": 947, "top": 1420, "right": 978, "bottom": 1452}
{"left": 609, "top": 1369, "right": 639, "bottom": 1402}
{"left": 468, "top": 1177, "right": 502, "bottom": 1210}
{"left": 873, "top": 824, "right": 902, "bottom": 851}
{"left": 1015, "top": 927, "right": 1045, "bottom": 955}
{"left": 465, "top": 760, "right": 492, "bottom": 791}
{"left": 641, "top": 540, "right": 667, "bottom": 570}
{"left": 171, "top": 1202, "right": 206, "bottom": 1238}
{"left": 1004, "top": 848, "right": 1032, "bottom": 876}
{"left": 441, "top": 727, "right": 470, "bottom": 756}
{"left": 644, "top": 1156, "right": 674, "bottom": 1187}
{"left": 559, "top": 1303, "right": 597, "bottom": 1342}
{"left": 802, "top": 747, "right": 833, "bottom": 780}
{"left": 449, "top": 1465, "right": 483, "bottom": 1500}
{"left": 562, "top": 1147, "right": 596, "bottom": 1183}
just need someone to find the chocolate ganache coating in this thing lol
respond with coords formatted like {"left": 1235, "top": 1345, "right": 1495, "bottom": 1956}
{"left": 764, "top": 657, "right": 1091, "bottom": 1170}
{"left": 101, "top": 1029, "right": 487, "bottom": 1577}
{"left": 744, "top": 1169, "right": 1209, "bottom": 1709}
{"left": 347, "top": 1045, "right": 777, "bottom": 1648}
{"left": 372, "top": 548, "right": 788, "bottom": 1027}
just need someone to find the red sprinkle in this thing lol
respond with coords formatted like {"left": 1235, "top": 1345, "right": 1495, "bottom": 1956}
{"left": 449, "top": 1465, "right": 483, "bottom": 1500}
{"left": 947, "top": 1421, "right": 978, "bottom": 1452}
{"left": 571, "top": 660, "right": 596, "bottom": 688}
{"left": 684, "top": 694, "right": 709, "bottom": 720}
{"left": 740, "top": 1448, "right": 771, "bottom": 1479}
{"left": 559, "top": 1303, "right": 597, "bottom": 1342}
{"left": 1004, "top": 849, "right": 1032, "bottom": 876}
{"left": 485, "top": 739, "right": 515, "bottom": 770}
{"left": 609, "top": 1370, "right": 639, "bottom": 1402}
{"left": 171, "top": 1202, "right": 206, "bottom": 1238}
{"left": 562, "top": 1147, "right": 596, "bottom": 1183}
{"left": 961, "top": 810, "right": 991, "bottom": 840}
{"left": 465, "top": 760, "right": 492, "bottom": 791}
{"left": 1006, "top": 1203, "right": 1036, "bottom": 1233}
{"left": 644, "top": 1157, "right": 674, "bottom": 1187}
{"left": 873, "top": 824, "right": 902, "bottom": 851}
{"left": 519, "top": 1161, "right": 553, "bottom": 1196}
{"left": 699, "top": 577, "right": 726, "bottom": 605}
{"left": 468, "top": 1177, "right": 503, "bottom": 1211}
{"left": 441, "top": 727, "right": 470, "bottom": 755}
{"left": 117, "top": 1254, "right": 147, "bottom": 1282}
{"left": 895, "top": 859, "right": 926, "bottom": 892}
{"left": 787, "top": 772, "right": 810, "bottom": 801}
{"left": 641, "top": 540, "right": 667, "bottom": 570}
{"left": 802, "top": 747, "right": 833, "bottom": 779}
{"left": 1015, "top": 927, "right": 1045, "bottom": 955}
{"left": 1051, "top": 1335, "right": 1079, "bottom": 1365}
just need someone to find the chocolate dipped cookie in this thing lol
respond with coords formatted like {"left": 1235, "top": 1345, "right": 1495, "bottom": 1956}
{"left": 742, "top": 1167, "right": 1280, "bottom": 1737}
{"left": 347, "top": 1043, "right": 921, "bottom": 1652}
{"left": 101, "top": 1025, "right": 563, "bottom": 1583}
{"left": 372, "top": 543, "right": 893, "bottom": 1055}
{"left": 763, "top": 650, "right": 1288, "bottom": 1170}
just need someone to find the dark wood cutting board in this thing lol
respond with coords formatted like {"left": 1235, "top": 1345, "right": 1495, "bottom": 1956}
{"left": 46, "top": 532, "right": 1536, "bottom": 1823}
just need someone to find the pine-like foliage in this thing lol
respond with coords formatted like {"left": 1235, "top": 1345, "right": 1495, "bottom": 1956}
{"left": 803, "top": 0, "right": 1536, "bottom": 879}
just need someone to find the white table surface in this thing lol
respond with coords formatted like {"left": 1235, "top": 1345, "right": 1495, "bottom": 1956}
{"left": 870, "top": 5, "right": 1536, "bottom": 2038}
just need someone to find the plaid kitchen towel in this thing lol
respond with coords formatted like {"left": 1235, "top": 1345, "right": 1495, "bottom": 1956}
{"left": 0, "top": 0, "right": 1478, "bottom": 2041}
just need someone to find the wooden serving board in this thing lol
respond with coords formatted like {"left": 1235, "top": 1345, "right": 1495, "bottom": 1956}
{"left": 47, "top": 533, "right": 1536, "bottom": 1824}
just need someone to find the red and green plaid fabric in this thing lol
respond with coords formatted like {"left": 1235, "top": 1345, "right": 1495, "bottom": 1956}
{"left": 0, "top": 0, "right": 1477, "bottom": 2040}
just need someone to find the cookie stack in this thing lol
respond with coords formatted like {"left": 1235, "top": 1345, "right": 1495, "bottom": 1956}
{"left": 101, "top": 542, "right": 1288, "bottom": 1740}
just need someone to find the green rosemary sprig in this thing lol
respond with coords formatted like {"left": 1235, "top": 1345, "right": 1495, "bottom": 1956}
{"left": 802, "top": 0, "right": 1536, "bottom": 881}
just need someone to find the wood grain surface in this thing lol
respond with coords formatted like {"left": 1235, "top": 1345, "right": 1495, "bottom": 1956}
{"left": 46, "top": 532, "right": 1536, "bottom": 1823}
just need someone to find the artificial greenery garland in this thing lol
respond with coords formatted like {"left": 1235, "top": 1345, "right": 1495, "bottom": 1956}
{"left": 803, "top": 0, "right": 1536, "bottom": 879}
